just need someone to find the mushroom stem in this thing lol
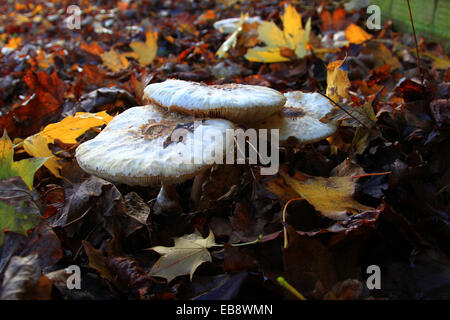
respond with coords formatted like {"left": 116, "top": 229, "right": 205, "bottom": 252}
{"left": 153, "top": 182, "right": 182, "bottom": 214}
{"left": 190, "top": 168, "right": 210, "bottom": 209}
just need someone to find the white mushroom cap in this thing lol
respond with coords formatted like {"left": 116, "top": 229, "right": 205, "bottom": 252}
{"left": 143, "top": 79, "right": 286, "bottom": 123}
{"left": 76, "top": 105, "right": 236, "bottom": 186}
{"left": 257, "top": 91, "right": 338, "bottom": 144}
{"left": 213, "top": 16, "right": 263, "bottom": 34}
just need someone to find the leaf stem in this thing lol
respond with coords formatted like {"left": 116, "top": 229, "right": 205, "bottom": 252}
{"left": 277, "top": 276, "right": 307, "bottom": 300}
{"left": 282, "top": 197, "right": 302, "bottom": 249}
{"left": 352, "top": 171, "right": 392, "bottom": 179}
{"left": 212, "top": 234, "right": 263, "bottom": 248}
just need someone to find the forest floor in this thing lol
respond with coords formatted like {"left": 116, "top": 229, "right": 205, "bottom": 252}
{"left": 0, "top": 0, "right": 449, "bottom": 300}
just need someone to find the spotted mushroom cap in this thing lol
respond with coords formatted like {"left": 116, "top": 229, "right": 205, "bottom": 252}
{"left": 143, "top": 79, "right": 286, "bottom": 123}
{"left": 257, "top": 91, "right": 338, "bottom": 144}
{"left": 76, "top": 105, "right": 236, "bottom": 186}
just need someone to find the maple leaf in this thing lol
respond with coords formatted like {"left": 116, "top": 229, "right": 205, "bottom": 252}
{"left": 129, "top": 30, "right": 158, "bottom": 66}
{"left": 101, "top": 49, "right": 130, "bottom": 72}
{"left": 38, "top": 111, "right": 113, "bottom": 144}
{"left": 279, "top": 168, "right": 374, "bottom": 221}
{"left": 149, "top": 230, "right": 216, "bottom": 282}
{"left": 23, "top": 111, "right": 112, "bottom": 178}
{"left": 23, "top": 133, "right": 61, "bottom": 178}
{"left": 0, "top": 131, "right": 47, "bottom": 189}
{"left": 245, "top": 4, "right": 311, "bottom": 63}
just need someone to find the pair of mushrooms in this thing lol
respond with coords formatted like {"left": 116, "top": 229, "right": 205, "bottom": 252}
{"left": 76, "top": 79, "right": 337, "bottom": 213}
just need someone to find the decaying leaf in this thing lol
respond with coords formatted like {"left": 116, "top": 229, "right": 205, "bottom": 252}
{"left": 149, "top": 230, "right": 216, "bottom": 282}
{"left": 0, "top": 254, "right": 53, "bottom": 300}
{"left": 279, "top": 168, "right": 374, "bottom": 220}
{"left": 83, "top": 240, "right": 118, "bottom": 285}
{"left": 245, "top": 4, "right": 311, "bottom": 63}
{"left": 321, "top": 102, "right": 378, "bottom": 130}
{"left": 0, "top": 176, "right": 41, "bottom": 246}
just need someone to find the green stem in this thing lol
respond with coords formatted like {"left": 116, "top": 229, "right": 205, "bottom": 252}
{"left": 277, "top": 276, "right": 307, "bottom": 300}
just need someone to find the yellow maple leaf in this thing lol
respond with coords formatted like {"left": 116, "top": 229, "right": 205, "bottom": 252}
{"left": 101, "top": 49, "right": 130, "bottom": 72}
{"left": 345, "top": 23, "right": 372, "bottom": 44}
{"left": 280, "top": 170, "right": 374, "bottom": 220}
{"left": 0, "top": 131, "right": 47, "bottom": 189}
{"left": 23, "top": 112, "right": 113, "bottom": 178}
{"left": 40, "top": 111, "right": 113, "bottom": 144}
{"left": 245, "top": 4, "right": 311, "bottom": 63}
{"left": 23, "top": 133, "right": 62, "bottom": 178}
{"left": 326, "top": 59, "right": 351, "bottom": 102}
{"left": 129, "top": 30, "right": 158, "bottom": 66}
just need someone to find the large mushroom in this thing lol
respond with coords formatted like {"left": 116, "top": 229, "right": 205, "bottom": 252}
{"left": 143, "top": 79, "right": 286, "bottom": 123}
{"left": 76, "top": 104, "right": 235, "bottom": 213}
{"left": 256, "top": 91, "right": 338, "bottom": 160}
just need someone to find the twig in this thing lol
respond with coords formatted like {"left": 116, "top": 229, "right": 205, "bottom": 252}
{"left": 406, "top": 0, "right": 424, "bottom": 85}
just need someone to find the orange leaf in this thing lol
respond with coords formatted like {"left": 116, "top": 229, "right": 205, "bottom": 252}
{"left": 345, "top": 23, "right": 372, "bottom": 44}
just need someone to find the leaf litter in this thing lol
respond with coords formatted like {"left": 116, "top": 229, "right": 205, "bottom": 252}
{"left": 0, "top": 0, "right": 449, "bottom": 300}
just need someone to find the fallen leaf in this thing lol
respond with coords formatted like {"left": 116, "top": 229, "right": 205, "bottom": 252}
{"left": 101, "top": 49, "right": 130, "bottom": 72}
{"left": 0, "top": 177, "right": 41, "bottom": 246}
{"left": 0, "top": 254, "right": 52, "bottom": 300}
{"left": 422, "top": 51, "right": 450, "bottom": 70}
{"left": 23, "top": 133, "right": 62, "bottom": 178}
{"left": 321, "top": 102, "right": 378, "bottom": 130}
{"left": 80, "top": 41, "right": 105, "bottom": 56}
{"left": 38, "top": 111, "right": 113, "bottom": 144}
{"left": 149, "top": 230, "right": 216, "bottom": 282}
{"left": 4, "top": 37, "right": 22, "bottom": 50}
{"left": 279, "top": 168, "right": 374, "bottom": 220}
{"left": 83, "top": 241, "right": 118, "bottom": 285}
{"left": 216, "top": 14, "right": 247, "bottom": 58}
{"left": 129, "top": 29, "right": 158, "bottom": 66}
{"left": 0, "top": 131, "right": 47, "bottom": 189}
{"left": 345, "top": 23, "right": 372, "bottom": 44}
{"left": 326, "top": 59, "right": 351, "bottom": 101}
{"left": 245, "top": 5, "right": 311, "bottom": 62}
